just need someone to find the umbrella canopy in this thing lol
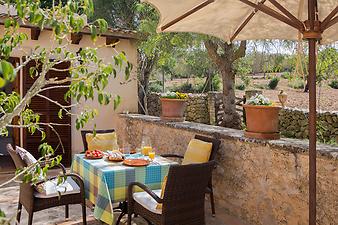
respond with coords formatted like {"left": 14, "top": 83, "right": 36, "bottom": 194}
{"left": 141, "top": 1, "right": 338, "bottom": 225}
{"left": 143, "top": 0, "right": 338, "bottom": 44}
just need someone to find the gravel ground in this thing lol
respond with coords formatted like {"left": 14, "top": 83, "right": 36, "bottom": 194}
{"left": 237, "top": 78, "right": 338, "bottom": 111}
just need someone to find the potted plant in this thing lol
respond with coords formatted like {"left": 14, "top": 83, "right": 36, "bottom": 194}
{"left": 243, "top": 94, "right": 281, "bottom": 140}
{"left": 160, "top": 92, "right": 188, "bottom": 122}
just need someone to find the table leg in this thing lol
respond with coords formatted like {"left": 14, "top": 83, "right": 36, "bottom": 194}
{"left": 115, "top": 201, "right": 128, "bottom": 225}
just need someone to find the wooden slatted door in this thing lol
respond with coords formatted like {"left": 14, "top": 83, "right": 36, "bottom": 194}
{"left": 23, "top": 60, "right": 72, "bottom": 166}
{"left": 0, "top": 57, "right": 20, "bottom": 171}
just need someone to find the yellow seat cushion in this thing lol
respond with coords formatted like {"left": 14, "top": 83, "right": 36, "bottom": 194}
{"left": 85, "top": 132, "right": 118, "bottom": 151}
{"left": 181, "top": 139, "right": 213, "bottom": 165}
{"left": 156, "top": 175, "right": 167, "bottom": 210}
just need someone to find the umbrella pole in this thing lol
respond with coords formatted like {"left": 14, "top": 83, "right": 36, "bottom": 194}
{"left": 307, "top": 1, "right": 318, "bottom": 224}
{"left": 308, "top": 38, "right": 317, "bottom": 225}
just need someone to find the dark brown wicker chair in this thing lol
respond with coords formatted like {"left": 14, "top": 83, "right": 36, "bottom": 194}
{"left": 127, "top": 161, "right": 215, "bottom": 225}
{"left": 6, "top": 144, "right": 87, "bottom": 225}
{"left": 161, "top": 134, "right": 221, "bottom": 216}
{"left": 80, "top": 129, "right": 115, "bottom": 151}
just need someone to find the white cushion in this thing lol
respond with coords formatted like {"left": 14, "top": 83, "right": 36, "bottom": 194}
{"left": 15, "top": 146, "right": 37, "bottom": 166}
{"left": 133, "top": 189, "right": 162, "bottom": 214}
{"left": 34, "top": 177, "right": 80, "bottom": 198}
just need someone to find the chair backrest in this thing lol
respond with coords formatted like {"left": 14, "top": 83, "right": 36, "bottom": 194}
{"left": 162, "top": 161, "right": 215, "bottom": 225}
{"left": 6, "top": 144, "right": 27, "bottom": 169}
{"left": 194, "top": 134, "right": 221, "bottom": 161}
{"left": 81, "top": 129, "right": 115, "bottom": 151}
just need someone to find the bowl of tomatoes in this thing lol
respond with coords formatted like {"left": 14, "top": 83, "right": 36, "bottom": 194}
{"left": 85, "top": 150, "right": 104, "bottom": 159}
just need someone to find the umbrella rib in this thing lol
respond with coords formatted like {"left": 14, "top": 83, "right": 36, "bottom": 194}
{"left": 239, "top": 0, "right": 302, "bottom": 31}
{"left": 321, "top": 5, "right": 338, "bottom": 31}
{"left": 268, "top": 0, "right": 304, "bottom": 30}
{"left": 322, "top": 15, "right": 338, "bottom": 30}
{"left": 160, "top": 0, "right": 215, "bottom": 31}
{"left": 230, "top": 0, "right": 267, "bottom": 42}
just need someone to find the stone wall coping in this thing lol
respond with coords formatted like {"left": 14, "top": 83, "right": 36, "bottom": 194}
{"left": 282, "top": 107, "right": 338, "bottom": 115}
{"left": 120, "top": 113, "right": 338, "bottom": 160}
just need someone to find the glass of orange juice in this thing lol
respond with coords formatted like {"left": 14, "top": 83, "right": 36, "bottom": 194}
{"left": 141, "top": 146, "right": 152, "bottom": 156}
{"left": 148, "top": 151, "right": 155, "bottom": 160}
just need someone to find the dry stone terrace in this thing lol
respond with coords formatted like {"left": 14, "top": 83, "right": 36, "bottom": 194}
{"left": 116, "top": 114, "right": 338, "bottom": 225}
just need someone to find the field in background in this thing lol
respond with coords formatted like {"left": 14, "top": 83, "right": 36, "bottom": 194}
{"left": 162, "top": 74, "right": 338, "bottom": 111}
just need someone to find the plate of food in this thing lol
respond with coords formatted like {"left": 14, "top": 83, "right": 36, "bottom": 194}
{"left": 123, "top": 159, "right": 150, "bottom": 167}
{"left": 85, "top": 150, "right": 104, "bottom": 159}
{"left": 107, "top": 150, "right": 125, "bottom": 162}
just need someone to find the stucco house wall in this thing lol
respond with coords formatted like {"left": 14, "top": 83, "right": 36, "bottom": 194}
{"left": 1, "top": 25, "right": 138, "bottom": 155}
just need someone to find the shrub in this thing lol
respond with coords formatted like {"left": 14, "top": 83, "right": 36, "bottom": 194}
{"left": 239, "top": 74, "right": 251, "bottom": 87}
{"left": 169, "top": 76, "right": 222, "bottom": 93}
{"left": 288, "top": 78, "right": 305, "bottom": 89}
{"left": 268, "top": 77, "right": 280, "bottom": 89}
{"left": 149, "top": 81, "right": 163, "bottom": 93}
{"left": 212, "top": 74, "right": 222, "bottom": 91}
{"left": 281, "top": 72, "right": 291, "bottom": 79}
{"left": 328, "top": 80, "right": 338, "bottom": 89}
{"left": 235, "top": 83, "right": 246, "bottom": 90}
{"left": 194, "top": 82, "right": 205, "bottom": 93}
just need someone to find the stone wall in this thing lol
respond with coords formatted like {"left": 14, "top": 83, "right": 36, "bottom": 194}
{"left": 280, "top": 108, "right": 338, "bottom": 142}
{"left": 146, "top": 93, "right": 161, "bottom": 117}
{"left": 116, "top": 114, "right": 338, "bottom": 225}
{"left": 147, "top": 93, "right": 210, "bottom": 124}
{"left": 147, "top": 93, "right": 338, "bottom": 143}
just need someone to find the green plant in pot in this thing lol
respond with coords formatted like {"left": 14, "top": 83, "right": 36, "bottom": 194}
{"left": 160, "top": 92, "right": 188, "bottom": 122}
{"left": 243, "top": 94, "right": 282, "bottom": 140}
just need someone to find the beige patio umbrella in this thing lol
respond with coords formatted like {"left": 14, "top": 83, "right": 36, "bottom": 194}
{"left": 141, "top": 0, "right": 338, "bottom": 224}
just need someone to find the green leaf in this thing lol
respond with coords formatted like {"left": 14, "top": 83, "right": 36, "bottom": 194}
{"left": 29, "top": 67, "right": 36, "bottom": 77}
{"left": 0, "top": 60, "right": 15, "bottom": 81}
{"left": 93, "top": 124, "right": 97, "bottom": 137}
{"left": 0, "top": 209, "right": 6, "bottom": 217}
{"left": 98, "top": 93, "right": 103, "bottom": 104}
{"left": 0, "top": 78, "right": 6, "bottom": 88}
{"left": 90, "top": 25, "right": 97, "bottom": 41}
{"left": 4, "top": 18, "right": 11, "bottom": 28}
{"left": 41, "top": 131, "right": 46, "bottom": 141}
{"left": 58, "top": 109, "right": 63, "bottom": 119}
{"left": 113, "top": 95, "right": 121, "bottom": 110}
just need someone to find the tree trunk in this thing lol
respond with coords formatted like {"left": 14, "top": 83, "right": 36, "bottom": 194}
{"left": 137, "top": 51, "right": 157, "bottom": 114}
{"left": 220, "top": 65, "right": 241, "bottom": 128}
{"left": 204, "top": 40, "right": 245, "bottom": 129}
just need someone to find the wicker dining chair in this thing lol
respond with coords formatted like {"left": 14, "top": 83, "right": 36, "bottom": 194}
{"left": 127, "top": 161, "right": 215, "bottom": 225}
{"left": 161, "top": 134, "right": 221, "bottom": 216}
{"left": 80, "top": 129, "right": 116, "bottom": 151}
{"left": 6, "top": 144, "right": 87, "bottom": 225}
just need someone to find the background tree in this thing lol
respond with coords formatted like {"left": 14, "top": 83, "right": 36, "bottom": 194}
{"left": 204, "top": 39, "right": 246, "bottom": 129}
{"left": 93, "top": 0, "right": 192, "bottom": 113}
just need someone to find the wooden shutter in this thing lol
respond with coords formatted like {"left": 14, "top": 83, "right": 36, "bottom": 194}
{"left": 23, "top": 60, "right": 72, "bottom": 166}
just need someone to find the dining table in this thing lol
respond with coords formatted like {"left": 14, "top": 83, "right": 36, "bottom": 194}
{"left": 71, "top": 153, "right": 177, "bottom": 225}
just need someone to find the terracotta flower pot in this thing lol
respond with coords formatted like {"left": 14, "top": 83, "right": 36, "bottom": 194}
{"left": 160, "top": 98, "right": 187, "bottom": 122}
{"left": 243, "top": 104, "right": 282, "bottom": 140}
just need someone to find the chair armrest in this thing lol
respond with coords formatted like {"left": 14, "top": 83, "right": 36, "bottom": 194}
{"left": 160, "top": 154, "right": 184, "bottom": 159}
{"left": 128, "top": 182, "right": 163, "bottom": 204}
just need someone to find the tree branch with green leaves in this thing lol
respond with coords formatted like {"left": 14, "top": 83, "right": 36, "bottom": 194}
{"left": 0, "top": 1, "right": 133, "bottom": 220}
